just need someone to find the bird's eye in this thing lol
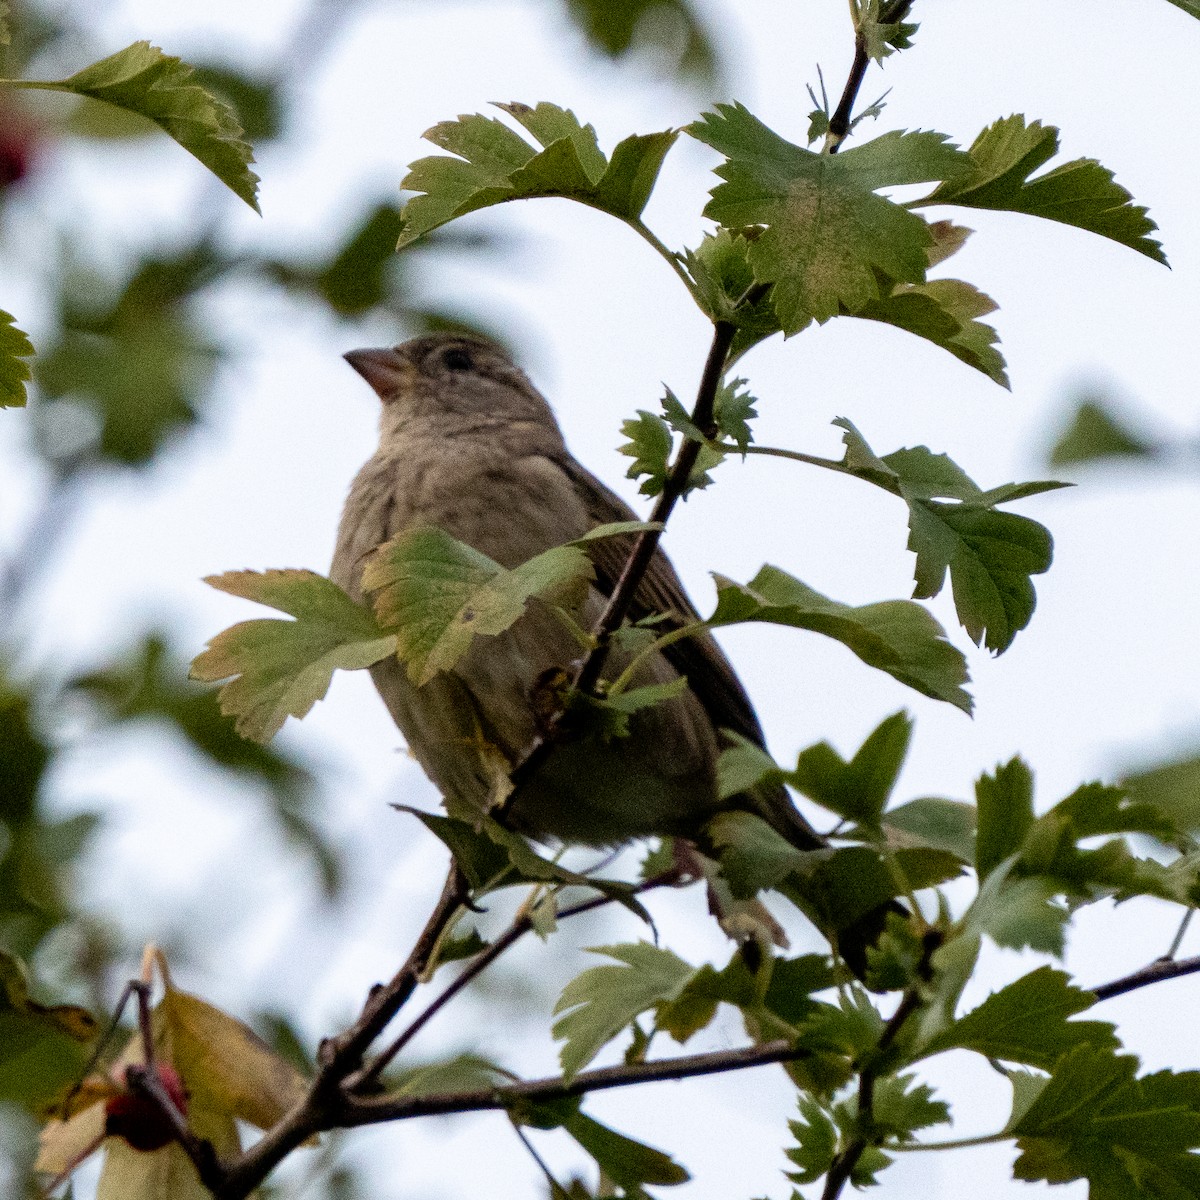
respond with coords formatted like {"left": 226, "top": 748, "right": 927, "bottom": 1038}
{"left": 442, "top": 347, "right": 474, "bottom": 372}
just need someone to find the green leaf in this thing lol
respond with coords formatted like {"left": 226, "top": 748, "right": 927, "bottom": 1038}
{"left": 871, "top": 1073, "right": 950, "bottom": 1141}
{"left": 191, "top": 570, "right": 396, "bottom": 742}
{"left": 1166, "top": 0, "right": 1200, "bottom": 16}
{"left": 363, "top": 526, "right": 595, "bottom": 685}
{"left": 405, "top": 808, "right": 644, "bottom": 916}
{"left": 854, "top": 0, "right": 919, "bottom": 62}
{"left": 709, "top": 565, "right": 972, "bottom": 712}
{"left": 882, "top": 797, "right": 976, "bottom": 861}
{"left": 1122, "top": 752, "right": 1200, "bottom": 834}
{"left": 397, "top": 102, "right": 678, "bottom": 247}
{"left": 619, "top": 409, "right": 673, "bottom": 496}
{"left": 0, "top": 310, "right": 34, "bottom": 407}
{"left": 553, "top": 943, "right": 696, "bottom": 1077}
{"left": 786, "top": 1096, "right": 838, "bottom": 1184}
{"left": 0, "top": 1, "right": 9, "bottom": 45}
{"left": 1011, "top": 1047, "right": 1200, "bottom": 1195}
{"left": 789, "top": 711, "right": 913, "bottom": 828}
{"left": 519, "top": 1097, "right": 691, "bottom": 1188}
{"left": 855, "top": 278, "right": 1009, "bottom": 387}
{"left": 0, "top": 953, "right": 96, "bottom": 1109}
{"left": 389, "top": 1053, "right": 505, "bottom": 1097}
{"left": 834, "top": 419, "right": 1067, "bottom": 652}
{"left": 714, "top": 377, "right": 758, "bottom": 452}
{"left": 682, "top": 230, "right": 783, "bottom": 355}
{"left": 705, "top": 810, "right": 811, "bottom": 897}
{"left": 965, "top": 859, "right": 1069, "bottom": 955}
{"left": 918, "top": 115, "right": 1164, "bottom": 264}
{"left": 36, "top": 275, "right": 221, "bottom": 465}
{"left": 975, "top": 758, "right": 1035, "bottom": 880}
{"left": 716, "top": 734, "right": 787, "bottom": 801}
{"left": 918, "top": 966, "right": 1117, "bottom": 1069}
{"left": 688, "top": 105, "right": 970, "bottom": 329}
{"left": 45, "top": 42, "right": 259, "bottom": 209}
{"left": 1049, "top": 398, "right": 1158, "bottom": 466}
{"left": 561, "top": 0, "right": 718, "bottom": 82}
{"left": 560, "top": 1108, "right": 690, "bottom": 1189}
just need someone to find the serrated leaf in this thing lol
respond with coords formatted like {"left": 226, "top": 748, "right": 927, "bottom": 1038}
{"left": 835, "top": 419, "right": 1067, "bottom": 652}
{"left": 918, "top": 966, "right": 1117, "bottom": 1069}
{"left": 714, "top": 377, "right": 757, "bottom": 452}
{"left": 363, "top": 526, "right": 595, "bottom": 685}
{"left": 965, "top": 858, "right": 1068, "bottom": 955}
{"left": 1049, "top": 398, "right": 1158, "bottom": 466}
{"left": 709, "top": 565, "right": 971, "bottom": 712}
{"left": 789, "top": 711, "right": 913, "bottom": 827}
{"left": 45, "top": 42, "right": 259, "bottom": 209}
{"left": 397, "top": 102, "right": 677, "bottom": 246}
{"left": 854, "top": 0, "right": 919, "bottom": 63}
{"left": 871, "top": 1073, "right": 950, "bottom": 1141}
{"left": 682, "top": 231, "right": 783, "bottom": 354}
{"left": 688, "top": 106, "right": 969, "bottom": 329}
{"left": 0, "top": 310, "right": 34, "bottom": 407}
{"left": 786, "top": 1097, "right": 838, "bottom": 1184}
{"left": 553, "top": 944, "right": 696, "bottom": 1077}
{"left": 975, "top": 758, "right": 1035, "bottom": 879}
{"left": 918, "top": 115, "right": 1164, "bottom": 263}
{"left": 855, "top": 277, "right": 1009, "bottom": 386}
{"left": 1011, "top": 1047, "right": 1200, "bottom": 1195}
{"left": 619, "top": 409, "right": 673, "bottom": 495}
{"left": 191, "top": 570, "right": 395, "bottom": 742}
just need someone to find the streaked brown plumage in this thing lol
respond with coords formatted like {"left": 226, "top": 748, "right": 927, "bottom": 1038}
{"left": 331, "top": 332, "right": 823, "bottom": 855}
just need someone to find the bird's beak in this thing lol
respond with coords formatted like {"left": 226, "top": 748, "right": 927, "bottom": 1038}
{"left": 343, "top": 347, "right": 413, "bottom": 397}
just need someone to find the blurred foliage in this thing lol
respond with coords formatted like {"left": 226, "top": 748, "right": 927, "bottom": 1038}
{"left": 0, "top": 0, "right": 725, "bottom": 1194}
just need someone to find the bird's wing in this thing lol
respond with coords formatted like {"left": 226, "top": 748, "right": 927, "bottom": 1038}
{"left": 555, "top": 455, "right": 768, "bottom": 748}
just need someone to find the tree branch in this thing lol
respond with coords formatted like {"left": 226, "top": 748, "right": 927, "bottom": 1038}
{"left": 213, "top": 862, "right": 468, "bottom": 1199}
{"left": 822, "top": 929, "right": 938, "bottom": 1200}
{"left": 339, "top": 1040, "right": 809, "bottom": 1127}
{"left": 1091, "top": 952, "right": 1200, "bottom": 1002}
{"left": 826, "top": 0, "right": 915, "bottom": 151}
{"left": 348, "top": 869, "right": 684, "bottom": 1093}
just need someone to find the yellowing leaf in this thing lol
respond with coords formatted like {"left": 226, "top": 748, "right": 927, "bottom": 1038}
{"left": 191, "top": 569, "right": 396, "bottom": 742}
{"left": 155, "top": 987, "right": 308, "bottom": 1131}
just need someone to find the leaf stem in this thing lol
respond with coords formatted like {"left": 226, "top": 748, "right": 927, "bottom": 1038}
{"left": 629, "top": 217, "right": 700, "bottom": 299}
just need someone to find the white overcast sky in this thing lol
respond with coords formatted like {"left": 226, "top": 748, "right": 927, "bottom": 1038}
{"left": 3, "top": 2, "right": 1200, "bottom": 1197}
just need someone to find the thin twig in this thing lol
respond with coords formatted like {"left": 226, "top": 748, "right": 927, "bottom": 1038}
{"left": 826, "top": 0, "right": 915, "bottom": 152}
{"left": 1091, "top": 952, "right": 1200, "bottom": 1003}
{"left": 822, "top": 930, "right": 939, "bottom": 1200}
{"left": 339, "top": 1040, "right": 809, "bottom": 1126}
{"left": 214, "top": 863, "right": 468, "bottom": 1199}
{"left": 349, "top": 870, "right": 684, "bottom": 1092}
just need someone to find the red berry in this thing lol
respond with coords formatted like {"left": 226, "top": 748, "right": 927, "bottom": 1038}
{"left": 104, "top": 1064, "right": 189, "bottom": 1153}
